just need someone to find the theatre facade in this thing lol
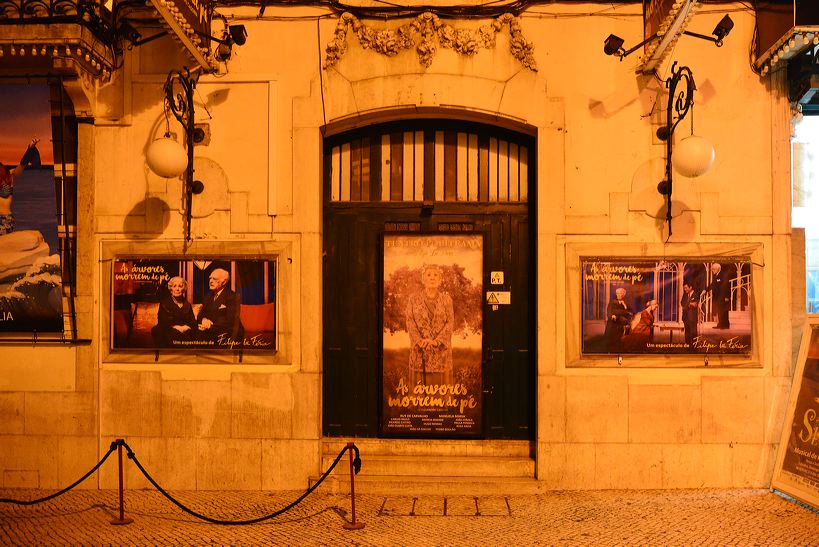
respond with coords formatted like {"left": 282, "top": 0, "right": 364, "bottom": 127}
{"left": 0, "top": 1, "right": 805, "bottom": 492}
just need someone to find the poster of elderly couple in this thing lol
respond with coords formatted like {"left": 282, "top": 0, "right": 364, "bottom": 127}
{"left": 581, "top": 257, "right": 752, "bottom": 355}
{"left": 111, "top": 259, "right": 276, "bottom": 351}
{"left": 381, "top": 234, "right": 483, "bottom": 438}
{"left": 0, "top": 83, "right": 63, "bottom": 334}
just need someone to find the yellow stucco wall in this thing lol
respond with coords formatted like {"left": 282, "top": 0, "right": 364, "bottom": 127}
{"left": 0, "top": 2, "right": 797, "bottom": 490}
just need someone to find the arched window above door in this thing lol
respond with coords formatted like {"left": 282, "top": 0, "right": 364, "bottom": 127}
{"left": 324, "top": 119, "right": 534, "bottom": 204}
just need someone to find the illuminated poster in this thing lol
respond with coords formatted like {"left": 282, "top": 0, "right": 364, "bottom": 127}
{"left": 0, "top": 83, "right": 63, "bottom": 333}
{"left": 381, "top": 234, "right": 483, "bottom": 437}
{"left": 112, "top": 258, "right": 276, "bottom": 351}
{"left": 772, "top": 321, "right": 819, "bottom": 509}
{"left": 581, "top": 258, "right": 752, "bottom": 355}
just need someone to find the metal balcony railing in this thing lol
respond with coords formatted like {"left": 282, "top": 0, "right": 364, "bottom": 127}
{"left": 0, "top": 0, "right": 114, "bottom": 43}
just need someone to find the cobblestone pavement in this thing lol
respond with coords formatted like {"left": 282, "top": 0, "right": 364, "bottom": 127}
{"left": 1, "top": 488, "right": 818, "bottom": 546}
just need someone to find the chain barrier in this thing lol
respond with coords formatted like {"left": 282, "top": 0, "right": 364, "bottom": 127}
{"left": 0, "top": 439, "right": 363, "bottom": 528}
{"left": 121, "top": 439, "right": 360, "bottom": 526}
{"left": 0, "top": 441, "right": 119, "bottom": 505}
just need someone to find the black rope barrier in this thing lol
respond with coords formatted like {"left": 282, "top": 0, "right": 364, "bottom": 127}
{"left": 0, "top": 439, "right": 363, "bottom": 528}
{"left": 0, "top": 441, "right": 119, "bottom": 505}
{"left": 121, "top": 439, "right": 360, "bottom": 526}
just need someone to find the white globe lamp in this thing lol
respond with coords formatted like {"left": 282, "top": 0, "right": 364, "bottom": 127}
{"left": 672, "top": 134, "right": 715, "bottom": 178}
{"left": 146, "top": 136, "right": 187, "bottom": 178}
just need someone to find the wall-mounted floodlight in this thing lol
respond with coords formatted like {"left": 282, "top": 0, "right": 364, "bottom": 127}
{"left": 228, "top": 25, "right": 247, "bottom": 46}
{"left": 603, "top": 10, "right": 733, "bottom": 74}
{"left": 683, "top": 14, "right": 734, "bottom": 47}
{"left": 712, "top": 15, "right": 734, "bottom": 42}
{"left": 603, "top": 33, "right": 658, "bottom": 61}
{"left": 603, "top": 34, "right": 625, "bottom": 57}
{"left": 205, "top": 23, "right": 248, "bottom": 62}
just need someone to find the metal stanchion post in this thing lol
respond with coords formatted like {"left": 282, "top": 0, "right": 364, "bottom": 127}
{"left": 342, "top": 442, "right": 364, "bottom": 530}
{"left": 110, "top": 439, "right": 134, "bottom": 525}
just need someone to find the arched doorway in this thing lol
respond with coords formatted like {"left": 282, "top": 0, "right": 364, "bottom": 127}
{"left": 322, "top": 115, "right": 536, "bottom": 440}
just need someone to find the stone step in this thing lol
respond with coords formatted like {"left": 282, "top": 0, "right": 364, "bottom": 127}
{"left": 322, "top": 438, "right": 532, "bottom": 459}
{"left": 321, "top": 454, "right": 534, "bottom": 478}
{"left": 312, "top": 474, "right": 544, "bottom": 496}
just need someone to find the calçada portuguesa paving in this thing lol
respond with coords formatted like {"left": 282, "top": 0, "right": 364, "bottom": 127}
{"left": 2, "top": 487, "right": 819, "bottom": 545}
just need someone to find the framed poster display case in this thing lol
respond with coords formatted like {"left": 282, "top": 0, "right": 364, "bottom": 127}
{"left": 111, "top": 257, "right": 277, "bottom": 352}
{"left": 581, "top": 256, "right": 753, "bottom": 356}
{"left": 0, "top": 83, "right": 64, "bottom": 337}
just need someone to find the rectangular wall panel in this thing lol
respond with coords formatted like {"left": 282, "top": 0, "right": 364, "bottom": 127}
{"left": 331, "top": 145, "right": 341, "bottom": 201}
{"left": 498, "top": 139, "right": 509, "bottom": 202}
{"left": 403, "top": 131, "right": 414, "bottom": 201}
{"left": 340, "top": 142, "right": 351, "bottom": 202}
{"left": 414, "top": 131, "right": 424, "bottom": 201}
{"left": 468, "top": 133, "right": 479, "bottom": 202}
{"left": 435, "top": 131, "right": 445, "bottom": 202}
{"left": 381, "top": 135, "right": 391, "bottom": 201}
{"left": 457, "top": 132, "right": 468, "bottom": 201}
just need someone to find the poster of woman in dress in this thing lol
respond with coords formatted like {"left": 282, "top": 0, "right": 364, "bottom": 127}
{"left": 0, "top": 83, "right": 63, "bottom": 333}
{"left": 381, "top": 234, "right": 483, "bottom": 437}
{"left": 581, "top": 258, "right": 752, "bottom": 355}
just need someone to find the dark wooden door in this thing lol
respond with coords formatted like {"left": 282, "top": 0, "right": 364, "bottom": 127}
{"left": 481, "top": 213, "right": 533, "bottom": 439}
{"left": 322, "top": 205, "right": 533, "bottom": 439}
{"left": 322, "top": 210, "right": 382, "bottom": 437}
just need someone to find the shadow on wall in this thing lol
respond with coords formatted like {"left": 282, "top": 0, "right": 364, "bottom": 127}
{"left": 654, "top": 200, "right": 697, "bottom": 241}
{"left": 123, "top": 197, "right": 171, "bottom": 236}
{"left": 588, "top": 73, "right": 663, "bottom": 119}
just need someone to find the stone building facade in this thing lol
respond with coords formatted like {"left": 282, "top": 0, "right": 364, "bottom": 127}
{"left": 0, "top": 2, "right": 801, "bottom": 492}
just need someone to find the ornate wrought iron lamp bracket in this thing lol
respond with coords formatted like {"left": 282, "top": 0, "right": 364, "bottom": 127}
{"left": 656, "top": 62, "right": 696, "bottom": 238}
{"left": 163, "top": 67, "right": 204, "bottom": 242}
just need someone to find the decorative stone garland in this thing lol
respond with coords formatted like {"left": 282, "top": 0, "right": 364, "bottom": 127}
{"left": 324, "top": 11, "right": 537, "bottom": 71}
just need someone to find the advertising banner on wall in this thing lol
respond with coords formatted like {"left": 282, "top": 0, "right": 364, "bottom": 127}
{"left": 581, "top": 257, "right": 752, "bottom": 355}
{"left": 381, "top": 234, "right": 483, "bottom": 437}
{"left": 0, "top": 83, "right": 63, "bottom": 334}
{"left": 112, "top": 258, "right": 276, "bottom": 351}
{"left": 772, "top": 320, "right": 819, "bottom": 509}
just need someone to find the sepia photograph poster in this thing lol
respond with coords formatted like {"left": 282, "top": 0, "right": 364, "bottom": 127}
{"left": 112, "top": 258, "right": 276, "bottom": 351}
{"left": 0, "top": 83, "right": 63, "bottom": 333}
{"left": 581, "top": 258, "right": 752, "bottom": 355}
{"left": 381, "top": 234, "right": 483, "bottom": 437}
{"left": 772, "top": 320, "right": 819, "bottom": 509}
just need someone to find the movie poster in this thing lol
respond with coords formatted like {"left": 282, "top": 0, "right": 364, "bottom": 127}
{"left": 112, "top": 258, "right": 276, "bottom": 351}
{"left": 581, "top": 258, "right": 752, "bottom": 355}
{"left": 772, "top": 322, "right": 819, "bottom": 509}
{"left": 0, "top": 83, "right": 63, "bottom": 333}
{"left": 381, "top": 234, "right": 483, "bottom": 437}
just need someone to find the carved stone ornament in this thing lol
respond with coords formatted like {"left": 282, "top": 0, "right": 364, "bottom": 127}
{"left": 324, "top": 11, "right": 537, "bottom": 71}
